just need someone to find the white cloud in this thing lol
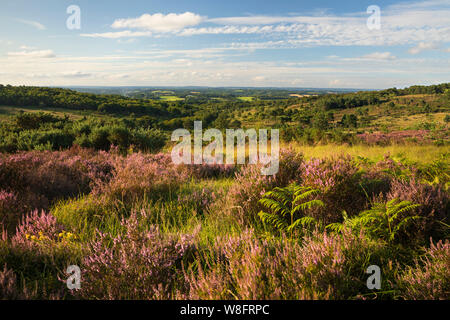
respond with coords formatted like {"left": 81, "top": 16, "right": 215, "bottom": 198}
{"left": 61, "top": 71, "right": 92, "bottom": 78}
{"left": 19, "top": 45, "right": 37, "bottom": 50}
{"left": 81, "top": 31, "right": 152, "bottom": 39}
{"left": 1, "top": 51, "right": 448, "bottom": 89}
{"left": 360, "top": 52, "right": 397, "bottom": 60}
{"left": 80, "top": 0, "right": 450, "bottom": 48}
{"left": 408, "top": 42, "right": 440, "bottom": 54}
{"left": 111, "top": 12, "right": 204, "bottom": 32}
{"left": 7, "top": 49, "right": 55, "bottom": 58}
{"left": 329, "top": 79, "right": 343, "bottom": 87}
{"left": 252, "top": 76, "right": 266, "bottom": 82}
{"left": 16, "top": 19, "right": 46, "bottom": 30}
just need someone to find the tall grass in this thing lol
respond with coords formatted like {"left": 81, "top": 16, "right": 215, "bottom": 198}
{"left": 287, "top": 143, "right": 448, "bottom": 164}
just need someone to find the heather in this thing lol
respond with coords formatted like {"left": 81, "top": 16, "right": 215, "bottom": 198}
{"left": 0, "top": 146, "right": 448, "bottom": 300}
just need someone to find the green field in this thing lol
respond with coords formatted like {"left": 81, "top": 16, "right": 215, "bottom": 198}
{"left": 158, "top": 95, "right": 185, "bottom": 101}
{"left": 237, "top": 96, "right": 255, "bottom": 102}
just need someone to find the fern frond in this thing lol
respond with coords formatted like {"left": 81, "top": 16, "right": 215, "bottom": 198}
{"left": 292, "top": 200, "right": 324, "bottom": 215}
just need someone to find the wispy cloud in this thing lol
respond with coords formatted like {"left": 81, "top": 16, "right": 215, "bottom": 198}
{"left": 81, "top": 31, "right": 153, "bottom": 39}
{"left": 358, "top": 52, "right": 397, "bottom": 60}
{"left": 80, "top": 0, "right": 450, "bottom": 49}
{"left": 408, "top": 42, "right": 440, "bottom": 54}
{"left": 16, "top": 18, "right": 46, "bottom": 30}
{"left": 7, "top": 49, "right": 55, "bottom": 58}
{"left": 111, "top": 12, "right": 204, "bottom": 32}
{"left": 61, "top": 71, "right": 92, "bottom": 78}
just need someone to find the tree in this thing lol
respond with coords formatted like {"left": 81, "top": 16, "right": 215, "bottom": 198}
{"left": 312, "top": 112, "right": 329, "bottom": 130}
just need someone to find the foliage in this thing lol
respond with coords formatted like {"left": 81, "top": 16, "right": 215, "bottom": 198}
{"left": 396, "top": 240, "right": 450, "bottom": 299}
{"left": 327, "top": 199, "right": 421, "bottom": 243}
{"left": 258, "top": 184, "right": 323, "bottom": 235}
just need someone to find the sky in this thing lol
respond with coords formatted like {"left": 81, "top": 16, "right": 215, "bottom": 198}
{"left": 0, "top": 0, "right": 449, "bottom": 89}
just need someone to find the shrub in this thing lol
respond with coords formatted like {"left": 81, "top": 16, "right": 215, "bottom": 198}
{"left": 0, "top": 190, "right": 21, "bottom": 235}
{"left": 386, "top": 178, "right": 448, "bottom": 243}
{"left": 300, "top": 156, "right": 365, "bottom": 224}
{"left": 75, "top": 212, "right": 197, "bottom": 299}
{"left": 228, "top": 148, "right": 303, "bottom": 223}
{"left": 396, "top": 240, "right": 450, "bottom": 299}
{"left": 131, "top": 128, "right": 166, "bottom": 153}
{"left": 177, "top": 187, "right": 218, "bottom": 216}
{"left": 0, "top": 149, "right": 114, "bottom": 233}
{"left": 0, "top": 264, "right": 25, "bottom": 299}
{"left": 184, "top": 228, "right": 391, "bottom": 299}
{"left": 0, "top": 210, "right": 81, "bottom": 299}
{"left": 95, "top": 152, "right": 189, "bottom": 203}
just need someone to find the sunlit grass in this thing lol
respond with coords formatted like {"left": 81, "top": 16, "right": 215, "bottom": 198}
{"left": 237, "top": 96, "right": 255, "bottom": 102}
{"left": 159, "top": 95, "right": 184, "bottom": 101}
{"left": 285, "top": 143, "right": 449, "bottom": 164}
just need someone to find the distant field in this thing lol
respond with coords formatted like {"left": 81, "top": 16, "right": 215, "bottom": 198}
{"left": 0, "top": 105, "right": 90, "bottom": 120}
{"left": 158, "top": 95, "right": 185, "bottom": 101}
{"left": 237, "top": 96, "right": 255, "bottom": 102}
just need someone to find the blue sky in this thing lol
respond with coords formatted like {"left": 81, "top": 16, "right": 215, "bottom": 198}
{"left": 0, "top": 0, "right": 449, "bottom": 88}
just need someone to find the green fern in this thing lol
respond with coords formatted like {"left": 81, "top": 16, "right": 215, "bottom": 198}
{"left": 258, "top": 183, "right": 324, "bottom": 236}
{"left": 326, "top": 198, "right": 421, "bottom": 242}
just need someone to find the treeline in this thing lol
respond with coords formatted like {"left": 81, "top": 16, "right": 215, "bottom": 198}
{"left": 0, "top": 85, "right": 168, "bottom": 117}
{"left": 313, "top": 92, "right": 382, "bottom": 110}
{"left": 302, "top": 83, "right": 450, "bottom": 111}
{"left": 0, "top": 112, "right": 166, "bottom": 153}
{"left": 381, "top": 83, "right": 450, "bottom": 96}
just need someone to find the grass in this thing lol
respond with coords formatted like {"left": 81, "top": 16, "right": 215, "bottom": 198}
{"left": 286, "top": 143, "right": 449, "bottom": 164}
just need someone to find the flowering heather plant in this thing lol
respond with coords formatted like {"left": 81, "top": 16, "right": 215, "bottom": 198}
{"left": 0, "top": 190, "right": 20, "bottom": 234}
{"left": 76, "top": 211, "right": 198, "bottom": 299}
{"left": 370, "top": 154, "right": 415, "bottom": 180}
{"left": 184, "top": 163, "right": 236, "bottom": 179}
{"left": 178, "top": 187, "right": 218, "bottom": 215}
{"left": 228, "top": 148, "right": 303, "bottom": 222}
{"left": 12, "top": 210, "right": 65, "bottom": 245}
{"left": 95, "top": 152, "right": 190, "bottom": 203}
{"left": 228, "top": 163, "right": 275, "bottom": 222}
{"left": 357, "top": 130, "right": 431, "bottom": 145}
{"left": 185, "top": 228, "right": 389, "bottom": 300}
{"left": 300, "top": 156, "right": 365, "bottom": 223}
{"left": 386, "top": 178, "right": 448, "bottom": 243}
{"left": 0, "top": 148, "right": 114, "bottom": 214}
{"left": 396, "top": 240, "right": 450, "bottom": 299}
{"left": 0, "top": 210, "right": 81, "bottom": 300}
{"left": 0, "top": 265, "right": 19, "bottom": 299}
